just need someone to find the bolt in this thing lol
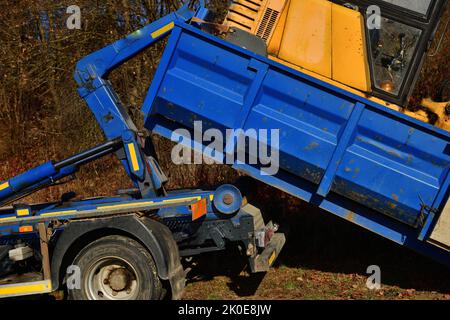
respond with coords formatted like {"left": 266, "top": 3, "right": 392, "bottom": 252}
{"left": 223, "top": 193, "right": 233, "bottom": 205}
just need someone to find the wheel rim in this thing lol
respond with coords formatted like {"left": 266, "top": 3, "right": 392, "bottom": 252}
{"left": 85, "top": 256, "right": 140, "bottom": 300}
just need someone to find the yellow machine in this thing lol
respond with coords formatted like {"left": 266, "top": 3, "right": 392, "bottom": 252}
{"left": 223, "top": 0, "right": 449, "bottom": 130}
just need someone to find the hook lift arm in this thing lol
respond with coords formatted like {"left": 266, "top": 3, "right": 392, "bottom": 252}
{"left": 0, "top": 1, "right": 209, "bottom": 205}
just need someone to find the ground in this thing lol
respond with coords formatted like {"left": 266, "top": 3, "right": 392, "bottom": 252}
{"left": 183, "top": 224, "right": 450, "bottom": 300}
{"left": 182, "top": 190, "right": 450, "bottom": 300}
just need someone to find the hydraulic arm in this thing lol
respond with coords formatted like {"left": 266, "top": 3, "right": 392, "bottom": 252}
{"left": 0, "top": 1, "right": 286, "bottom": 300}
{"left": 0, "top": 1, "right": 209, "bottom": 205}
{"left": 0, "top": 139, "right": 122, "bottom": 207}
{"left": 74, "top": 1, "right": 209, "bottom": 198}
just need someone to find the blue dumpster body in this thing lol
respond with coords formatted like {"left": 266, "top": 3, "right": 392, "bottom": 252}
{"left": 142, "top": 22, "right": 450, "bottom": 265}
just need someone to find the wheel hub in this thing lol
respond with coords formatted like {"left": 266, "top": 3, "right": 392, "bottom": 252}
{"left": 86, "top": 257, "right": 140, "bottom": 300}
{"left": 108, "top": 268, "right": 131, "bottom": 292}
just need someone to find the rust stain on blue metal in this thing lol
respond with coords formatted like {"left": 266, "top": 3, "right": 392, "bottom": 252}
{"left": 406, "top": 154, "right": 413, "bottom": 164}
{"left": 332, "top": 180, "right": 418, "bottom": 226}
{"left": 304, "top": 168, "right": 323, "bottom": 184}
{"left": 388, "top": 202, "right": 397, "bottom": 210}
{"left": 352, "top": 167, "right": 361, "bottom": 179}
{"left": 357, "top": 136, "right": 405, "bottom": 160}
{"left": 386, "top": 149, "right": 402, "bottom": 159}
{"left": 346, "top": 211, "right": 355, "bottom": 222}
{"left": 304, "top": 142, "right": 319, "bottom": 151}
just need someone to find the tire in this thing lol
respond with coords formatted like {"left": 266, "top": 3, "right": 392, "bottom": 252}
{"left": 68, "top": 235, "right": 162, "bottom": 300}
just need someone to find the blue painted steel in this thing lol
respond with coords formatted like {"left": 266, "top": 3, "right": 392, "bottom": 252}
{"left": 0, "top": 189, "right": 215, "bottom": 240}
{"left": 317, "top": 102, "right": 365, "bottom": 197}
{"left": 0, "top": 139, "right": 120, "bottom": 205}
{"left": 0, "top": 162, "right": 57, "bottom": 200}
{"left": 122, "top": 130, "right": 145, "bottom": 180}
{"left": 0, "top": 3, "right": 210, "bottom": 211}
{"left": 74, "top": 3, "right": 208, "bottom": 198}
{"left": 213, "top": 185, "right": 243, "bottom": 215}
{"left": 0, "top": 3, "right": 447, "bottom": 266}
{"left": 142, "top": 23, "right": 450, "bottom": 264}
{"left": 0, "top": 5, "right": 199, "bottom": 202}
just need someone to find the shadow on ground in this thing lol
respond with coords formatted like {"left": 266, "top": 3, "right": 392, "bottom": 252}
{"left": 185, "top": 182, "right": 450, "bottom": 298}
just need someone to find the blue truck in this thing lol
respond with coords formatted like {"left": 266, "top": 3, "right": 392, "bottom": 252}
{"left": 0, "top": 1, "right": 448, "bottom": 299}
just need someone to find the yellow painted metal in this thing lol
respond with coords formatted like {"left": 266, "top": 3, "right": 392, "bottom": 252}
{"left": 278, "top": 0, "right": 332, "bottom": 78}
{"left": 223, "top": 0, "right": 427, "bottom": 118}
{"left": 268, "top": 250, "right": 276, "bottom": 266}
{"left": 225, "top": 20, "right": 251, "bottom": 31}
{"left": 0, "top": 280, "right": 52, "bottom": 298}
{"left": 331, "top": 3, "right": 371, "bottom": 92}
{"left": 97, "top": 202, "right": 154, "bottom": 210}
{"left": 226, "top": 11, "right": 255, "bottom": 31}
{"left": 417, "top": 98, "right": 450, "bottom": 132}
{"left": 162, "top": 196, "right": 202, "bottom": 204}
{"left": 40, "top": 210, "right": 78, "bottom": 217}
{"left": 232, "top": 0, "right": 263, "bottom": 12}
{"left": 229, "top": 3, "right": 259, "bottom": 24}
{"left": 0, "top": 197, "right": 207, "bottom": 225}
{"left": 16, "top": 209, "right": 30, "bottom": 217}
{"left": 224, "top": 0, "right": 287, "bottom": 38}
{"left": 225, "top": 0, "right": 374, "bottom": 97}
{"left": 97, "top": 197, "right": 201, "bottom": 210}
{"left": 0, "top": 216, "right": 16, "bottom": 222}
{"left": 151, "top": 22, "right": 174, "bottom": 39}
{"left": 0, "top": 182, "right": 9, "bottom": 191}
{"left": 127, "top": 143, "right": 140, "bottom": 172}
{"left": 255, "top": 0, "right": 287, "bottom": 43}
{"left": 267, "top": 0, "right": 290, "bottom": 56}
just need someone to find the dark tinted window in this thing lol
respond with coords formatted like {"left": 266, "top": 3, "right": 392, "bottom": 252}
{"left": 369, "top": 18, "right": 422, "bottom": 95}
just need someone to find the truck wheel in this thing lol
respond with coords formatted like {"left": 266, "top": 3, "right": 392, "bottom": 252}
{"left": 68, "top": 235, "right": 162, "bottom": 300}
